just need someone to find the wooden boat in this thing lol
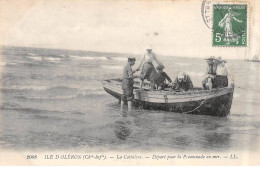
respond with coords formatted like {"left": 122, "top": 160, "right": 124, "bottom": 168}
{"left": 101, "top": 78, "right": 234, "bottom": 117}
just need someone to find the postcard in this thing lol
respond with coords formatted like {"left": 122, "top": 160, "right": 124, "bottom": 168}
{"left": 0, "top": 0, "right": 259, "bottom": 166}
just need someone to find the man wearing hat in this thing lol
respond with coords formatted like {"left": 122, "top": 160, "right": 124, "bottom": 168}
{"left": 172, "top": 72, "right": 193, "bottom": 92}
{"left": 202, "top": 56, "right": 217, "bottom": 91}
{"left": 121, "top": 57, "right": 140, "bottom": 112}
{"left": 215, "top": 57, "right": 228, "bottom": 88}
{"left": 151, "top": 65, "right": 172, "bottom": 90}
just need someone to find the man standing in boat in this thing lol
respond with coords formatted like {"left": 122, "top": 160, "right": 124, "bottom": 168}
{"left": 137, "top": 46, "right": 164, "bottom": 89}
{"left": 121, "top": 57, "right": 140, "bottom": 112}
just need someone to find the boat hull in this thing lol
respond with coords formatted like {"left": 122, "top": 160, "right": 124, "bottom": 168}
{"left": 102, "top": 79, "right": 234, "bottom": 117}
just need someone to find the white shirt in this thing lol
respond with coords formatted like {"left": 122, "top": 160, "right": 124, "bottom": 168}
{"left": 143, "top": 51, "right": 162, "bottom": 64}
{"left": 216, "top": 63, "right": 228, "bottom": 76}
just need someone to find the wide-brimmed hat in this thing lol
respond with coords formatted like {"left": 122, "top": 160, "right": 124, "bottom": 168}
{"left": 145, "top": 44, "right": 153, "bottom": 50}
{"left": 156, "top": 64, "right": 165, "bottom": 70}
{"left": 215, "top": 56, "right": 227, "bottom": 63}
{"left": 205, "top": 56, "right": 215, "bottom": 60}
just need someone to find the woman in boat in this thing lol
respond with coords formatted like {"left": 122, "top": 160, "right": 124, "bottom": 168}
{"left": 137, "top": 46, "right": 164, "bottom": 89}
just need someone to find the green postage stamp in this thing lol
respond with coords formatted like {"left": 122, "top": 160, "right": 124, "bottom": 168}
{"left": 213, "top": 4, "right": 247, "bottom": 47}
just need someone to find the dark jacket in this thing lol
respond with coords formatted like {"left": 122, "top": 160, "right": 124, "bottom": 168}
{"left": 153, "top": 72, "right": 172, "bottom": 86}
{"left": 173, "top": 75, "right": 193, "bottom": 91}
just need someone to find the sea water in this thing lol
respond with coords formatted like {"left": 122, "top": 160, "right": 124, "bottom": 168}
{"left": 0, "top": 46, "right": 259, "bottom": 152}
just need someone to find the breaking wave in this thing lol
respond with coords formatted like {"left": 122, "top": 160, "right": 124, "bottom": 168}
{"left": 2, "top": 85, "right": 50, "bottom": 91}
{"left": 44, "top": 57, "right": 62, "bottom": 62}
{"left": 100, "top": 65, "right": 123, "bottom": 69}
{"left": 112, "top": 57, "right": 127, "bottom": 61}
{"left": 70, "top": 55, "right": 108, "bottom": 61}
{"left": 28, "top": 56, "right": 42, "bottom": 61}
{"left": 27, "top": 53, "right": 36, "bottom": 56}
{"left": 69, "top": 55, "right": 126, "bottom": 62}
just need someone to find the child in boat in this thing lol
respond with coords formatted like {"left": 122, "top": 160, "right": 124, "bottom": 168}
{"left": 172, "top": 72, "right": 193, "bottom": 92}
{"left": 151, "top": 65, "right": 172, "bottom": 90}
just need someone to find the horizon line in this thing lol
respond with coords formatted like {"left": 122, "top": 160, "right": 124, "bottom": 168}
{"left": 0, "top": 45, "right": 246, "bottom": 61}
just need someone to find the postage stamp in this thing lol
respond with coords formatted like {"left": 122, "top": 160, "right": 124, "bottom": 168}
{"left": 213, "top": 4, "right": 247, "bottom": 47}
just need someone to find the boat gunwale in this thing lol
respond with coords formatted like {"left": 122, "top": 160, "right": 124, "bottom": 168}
{"left": 101, "top": 79, "right": 234, "bottom": 97}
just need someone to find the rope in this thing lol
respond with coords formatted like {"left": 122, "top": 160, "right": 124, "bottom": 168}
{"left": 181, "top": 97, "right": 208, "bottom": 114}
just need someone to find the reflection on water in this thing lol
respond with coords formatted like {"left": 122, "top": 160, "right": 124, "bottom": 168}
{"left": 114, "top": 111, "right": 132, "bottom": 140}
{"left": 203, "top": 133, "right": 231, "bottom": 151}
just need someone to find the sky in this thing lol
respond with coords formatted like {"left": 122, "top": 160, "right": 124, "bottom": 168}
{"left": 0, "top": 0, "right": 260, "bottom": 60}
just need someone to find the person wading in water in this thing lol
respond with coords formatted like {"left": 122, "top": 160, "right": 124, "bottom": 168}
{"left": 121, "top": 57, "right": 140, "bottom": 112}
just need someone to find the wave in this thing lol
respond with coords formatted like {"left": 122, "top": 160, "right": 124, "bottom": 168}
{"left": 1, "top": 104, "right": 86, "bottom": 116}
{"left": 1, "top": 84, "right": 104, "bottom": 93}
{"left": 55, "top": 75, "right": 99, "bottom": 81}
{"left": 7, "top": 62, "right": 18, "bottom": 65}
{"left": 16, "top": 95, "right": 79, "bottom": 100}
{"left": 13, "top": 87, "right": 106, "bottom": 100}
{"left": 45, "top": 86, "right": 78, "bottom": 93}
{"left": 70, "top": 55, "right": 108, "bottom": 61}
{"left": 68, "top": 55, "right": 128, "bottom": 62}
{"left": 1, "top": 105, "right": 64, "bottom": 114}
{"left": 1, "top": 85, "right": 49, "bottom": 91}
{"left": 100, "top": 65, "right": 123, "bottom": 69}
{"left": 112, "top": 57, "right": 127, "bottom": 61}
{"left": 27, "top": 53, "right": 36, "bottom": 56}
{"left": 0, "top": 62, "right": 17, "bottom": 66}
{"left": 28, "top": 56, "right": 42, "bottom": 61}
{"left": 44, "top": 57, "right": 62, "bottom": 62}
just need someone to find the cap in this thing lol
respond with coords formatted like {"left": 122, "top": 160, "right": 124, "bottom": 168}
{"left": 128, "top": 57, "right": 136, "bottom": 61}
{"left": 156, "top": 65, "right": 165, "bottom": 70}
{"left": 177, "top": 72, "right": 186, "bottom": 79}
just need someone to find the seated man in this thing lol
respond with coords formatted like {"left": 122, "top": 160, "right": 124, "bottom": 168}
{"left": 151, "top": 65, "right": 172, "bottom": 90}
{"left": 172, "top": 72, "right": 193, "bottom": 92}
{"left": 202, "top": 56, "right": 217, "bottom": 91}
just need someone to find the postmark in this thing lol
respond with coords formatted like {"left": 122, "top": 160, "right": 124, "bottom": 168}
{"left": 212, "top": 4, "right": 247, "bottom": 47}
{"left": 201, "top": 0, "right": 214, "bottom": 29}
